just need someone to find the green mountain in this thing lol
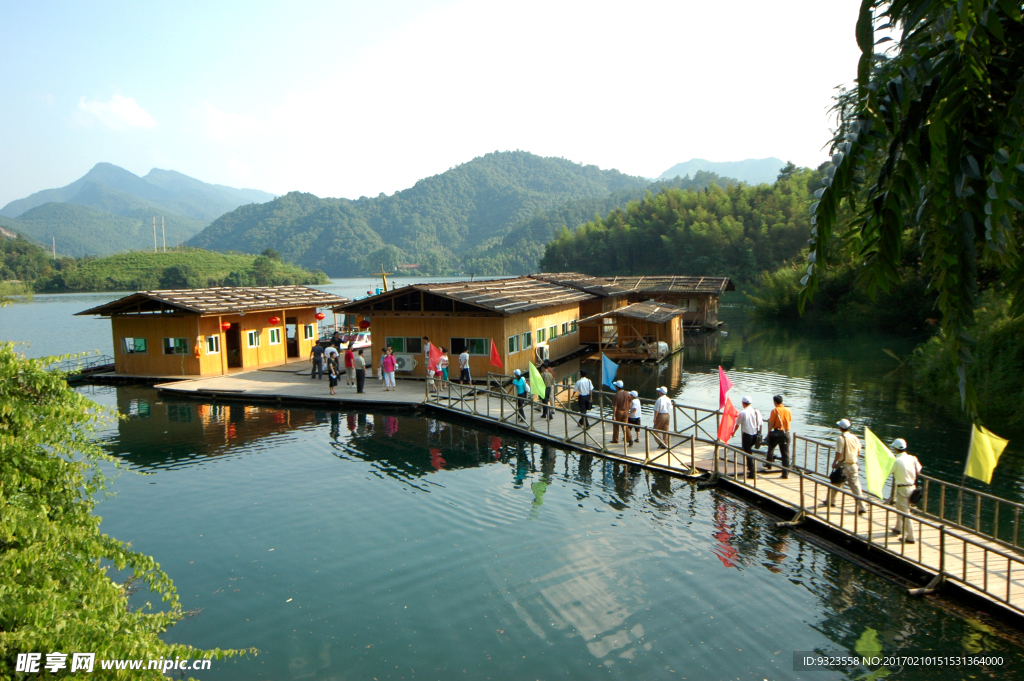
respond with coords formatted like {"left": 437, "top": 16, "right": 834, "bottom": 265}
{"left": 1, "top": 162, "right": 275, "bottom": 222}
{"left": 656, "top": 158, "right": 786, "bottom": 185}
{"left": 188, "top": 151, "right": 651, "bottom": 276}
{"left": 463, "top": 171, "right": 739, "bottom": 274}
{"left": 5, "top": 202, "right": 206, "bottom": 257}
{"left": 540, "top": 165, "right": 822, "bottom": 284}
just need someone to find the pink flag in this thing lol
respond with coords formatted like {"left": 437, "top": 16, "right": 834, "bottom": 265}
{"left": 718, "top": 366, "right": 733, "bottom": 410}
{"left": 717, "top": 398, "right": 739, "bottom": 443}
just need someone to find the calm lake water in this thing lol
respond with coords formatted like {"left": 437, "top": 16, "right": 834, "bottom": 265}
{"left": 3, "top": 283, "right": 1024, "bottom": 679}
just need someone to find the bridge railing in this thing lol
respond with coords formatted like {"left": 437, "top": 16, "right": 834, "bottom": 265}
{"left": 428, "top": 377, "right": 698, "bottom": 471}
{"left": 714, "top": 440, "right": 1024, "bottom": 615}
{"left": 48, "top": 354, "right": 115, "bottom": 375}
{"left": 792, "top": 434, "right": 1024, "bottom": 553}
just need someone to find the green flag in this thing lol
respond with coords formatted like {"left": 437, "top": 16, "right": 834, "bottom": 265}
{"left": 863, "top": 427, "right": 896, "bottom": 499}
{"left": 529, "top": 362, "right": 546, "bottom": 399}
{"left": 965, "top": 424, "right": 1009, "bottom": 484}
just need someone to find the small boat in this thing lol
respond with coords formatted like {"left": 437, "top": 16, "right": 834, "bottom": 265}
{"left": 347, "top": 331, "right": 372, "bottom": 350}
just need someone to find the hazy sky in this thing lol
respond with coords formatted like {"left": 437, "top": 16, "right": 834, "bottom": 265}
{"left": 1, "top": 0, "right": 863, "bottom": 206}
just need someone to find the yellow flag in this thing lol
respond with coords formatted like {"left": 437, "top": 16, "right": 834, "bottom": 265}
{"left": 863, "top": 427, "right": 896, "bottom": 499}
{"left": 964, "top": 424, "right": 1009, "bottom": 484}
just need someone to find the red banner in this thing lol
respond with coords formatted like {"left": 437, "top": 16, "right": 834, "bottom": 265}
{"left": 718, "top": 398, "right": 738, "bottom": 443}
{"left": 489, "top": 339, "right": 503, "bottom": 369}
{"left": 718, "top": 365, "right": 733, "bottom": 410}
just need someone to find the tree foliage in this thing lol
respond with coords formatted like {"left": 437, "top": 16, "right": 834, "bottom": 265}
{"left": 803, "top": 0, "right": 1024, "bottom": 416}
{"left": 0, "top": 241, "right": 329, "bottom": 293}
{"left": 538, "top": 168, "right": 823, "bottom": 282}
{"left": 0, "top": 344, "right": 251, "bottom": 677}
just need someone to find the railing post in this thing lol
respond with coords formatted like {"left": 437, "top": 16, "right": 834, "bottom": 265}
{"left": 690, "top": 434, "right": 695, "bottom": 471}
{"left": 922, "top": 478, "right": 930, "bottom": 515}
{"left": 938, "top": 525, "right": 946, "bottom": 578}
{"left": 713, "top": 443, "right": 719, "bottom": 475}
{"left": 529, "top": 392, "right": 534, "bottom": 432}
{"left": 799, "top": 474, "right": 805, "bottom": 512}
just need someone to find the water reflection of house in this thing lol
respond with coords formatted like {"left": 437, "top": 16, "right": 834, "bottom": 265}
{"left": 77, "top": 286, "right": 348, "bottom": 376}
{"left": 108, "top": 388, "right": 318, "bottom": 466}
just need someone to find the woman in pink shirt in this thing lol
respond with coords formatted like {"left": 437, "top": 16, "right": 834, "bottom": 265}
{"left": 382, "top": 346, "right": 397, "bottom": 391}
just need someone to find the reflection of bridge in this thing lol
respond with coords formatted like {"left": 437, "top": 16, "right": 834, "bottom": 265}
{"left": 426, "top": 379, "right": 1024, "bottom": 624}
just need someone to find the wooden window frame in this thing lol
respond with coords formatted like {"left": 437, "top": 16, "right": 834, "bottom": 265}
{"left": 507, "top": 334, "right": 520, "bottom": 354}
{"left": 121, "top": 337, "right": 148, "bottom": 355}
{"left": 269, "top": 328, "right": 282, "bottom": 345}
{"left": 303, "top": 324, "right": 315, "bottom": 339}
{"left": 247, "top": 330, "right": 261, "bottom": 348}
{"left": 163, "top": 337, "right": 189, "bottom": 355}
{"left": 206, "top": 335, "right": 220, "bottom": 354}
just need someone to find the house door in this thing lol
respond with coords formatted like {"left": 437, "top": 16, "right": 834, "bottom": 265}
{"left": 226, "top": 323, "right": 243, "bottom": 368}
{"left": 285, "top": 317, "right": 299, "bottom": 358}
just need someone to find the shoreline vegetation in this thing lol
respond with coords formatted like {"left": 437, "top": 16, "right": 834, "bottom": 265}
{"left": 0, "top": 237, "right": 328, "bottom": 295}
{"left": 0, "top": 344, "right": 252, "bottom": 676}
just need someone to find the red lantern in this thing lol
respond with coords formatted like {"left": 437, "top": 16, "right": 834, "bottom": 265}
{"left": 358, "top": 319, "right": 371, "bottom": 329}
{"left": 315, "top": 312, "right": 326, "bottom": 321}
{"left": 269, "top": 316, "right": 281, "bottom": 325}
{"left": 220, "top": 322, "right": 231, "bottom": 331}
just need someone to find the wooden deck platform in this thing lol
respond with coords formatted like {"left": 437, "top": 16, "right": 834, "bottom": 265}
{"left": 149, "top": 367, "right": 1024, "bottom": 625}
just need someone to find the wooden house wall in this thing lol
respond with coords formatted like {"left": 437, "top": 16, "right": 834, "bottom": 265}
{"left": 363, "top": 302, "right": 584, "bottom": 378}
{"left": 111, "top": 307, "right": 320, "bottom": 376}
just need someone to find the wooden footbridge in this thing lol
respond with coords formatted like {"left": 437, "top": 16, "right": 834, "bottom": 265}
{"left": 153, "top": 365, "right": 1024, "bottom": 625}
{"left": 424, "top": 376, "right": 1024, "bottom": 625}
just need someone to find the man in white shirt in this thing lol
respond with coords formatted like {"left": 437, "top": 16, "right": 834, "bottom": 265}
{"left": 734, "top": 396, "right": 763, "bottom": 478}
{"left": 573, "top": 370, "right": 594, "bottom": 428}
{"left": 824, "top": 419, "right": 867, "bottom": 514}
{"left": 458, "top": 349, "right": 471, "bottom": 384}
{"left": 323, "top": 344, "right": 340, "bottom": 375}
{"left": 653, "top": 387, "right": 672, "bottom": 448}
{"left": 889, "top": 438, "right": 922, "bottom": 543}
{"left": 628, "top": 390, "right": 641, "bottom": 439}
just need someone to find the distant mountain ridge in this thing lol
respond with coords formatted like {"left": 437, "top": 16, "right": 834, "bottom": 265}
{"left": 188, "top": 151, "right": 652, "bottom": 277}
{"left": 0, "top": 163, "right": 275, "bottom": 257}
{"left": 1, "top": 163, "right": 275, "bottom": 221}
{"left": 657, "top": 158, "right": 786, "bottom": 185}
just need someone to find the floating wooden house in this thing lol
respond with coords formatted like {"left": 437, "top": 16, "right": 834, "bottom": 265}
{"left": 77, "top": 286, "right": 349, "bottom": 377}
{"left": 527, "top": 273, "right": 632, "bottom": 344}
{"left": 604, "top": 275, "right": 734, "bottom": 328}
{"left": 333, "top": 277, "right": 593, "bottom": 377}
{"left": 577, "top": 301, "right": 688, "bottom": 361}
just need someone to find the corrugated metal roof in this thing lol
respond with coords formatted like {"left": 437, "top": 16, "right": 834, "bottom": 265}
{"left": 579, "top": 301, "right": 687, "bottom": 325}
{"left": 527, "top": 273, "right": 631, "bottom": 297}
{"left": 76, "top": 285, "right": 349, "bottom": 317}
{"left": 336, "top": 276, "right": 595, "bottom": 315}
{"left": 604, "top": 275, "right": 734, "bottom": 294}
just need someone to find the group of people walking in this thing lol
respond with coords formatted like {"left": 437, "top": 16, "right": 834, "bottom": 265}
{"left": 567, "top": 374, "right": 675, "bottom": 449}
{"left": 726, "top": 393, "right": 923, "bottom": 544}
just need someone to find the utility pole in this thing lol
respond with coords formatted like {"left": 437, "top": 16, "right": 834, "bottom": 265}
{"left": 153, "top": 216, "right": 157, "bottom": 253}
{"left": 162, "top": 216, "right": 166, "bottom": 252}
{"left": 52, "top": 236, "right": 56, "bottom": 259}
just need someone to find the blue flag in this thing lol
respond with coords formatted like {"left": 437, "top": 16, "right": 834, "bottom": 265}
{"left": 601, "top": 353, "right": 618, "bottom": 390}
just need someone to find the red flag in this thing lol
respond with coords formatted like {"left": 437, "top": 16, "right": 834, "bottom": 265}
{"left": 489, "top": 339, "right": 503, "bottom": 369}
{"left": 718, "top": 366, "right": 733, "bottom": 410}
{"left": 428, "top": 343, "right": 443, "bottom": 374}
{"left": 717, "top": 398, "right": 738, "bottom": 443}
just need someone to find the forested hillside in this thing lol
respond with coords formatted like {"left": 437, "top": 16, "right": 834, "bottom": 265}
{"left": 0, "top": 235, "right": 326, "bottom": 293}
{"left": 463, "top": 171, "right": 738, "bottom": 274}
{"left": 0, "top": 162, "right": 275, "bottom": 257}
{"left": 539, "top": 164, "right": 818, "bottom": 283}
{"left": 187, "top": 151, "right": 651, "bottom": 276}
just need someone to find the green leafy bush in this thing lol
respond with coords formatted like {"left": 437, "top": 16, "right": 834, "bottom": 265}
{"left": 0, "top": 343, "right": 252, "bottom": 677}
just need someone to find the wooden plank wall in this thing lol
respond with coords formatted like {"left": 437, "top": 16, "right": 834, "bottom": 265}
{"left": 364, "top": 302, "right": 585, "bottom": 377}
{"left": 111, "top": 307, "right": 320, "bottom": 376}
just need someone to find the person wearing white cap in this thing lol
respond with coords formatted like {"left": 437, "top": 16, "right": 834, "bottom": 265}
{"left": 824, "top": 418, "right": 867, "bottom": 514}
{"left": 512, "top": 369, "right": 529, "bottom": 422}
{"left": 611, "top": 380, "right": 633, "bottom": 445}
{"left": 735, "top": 396, "right": 764, "bottom": 479}
{"left": 652, "top": 387, "right": 672, "bottom": 448}
{"left": 628, "top": 390, "right": 642, "bottom": 438}
{"left": 888, "top": 438, "right": 922, "bottom": 543}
